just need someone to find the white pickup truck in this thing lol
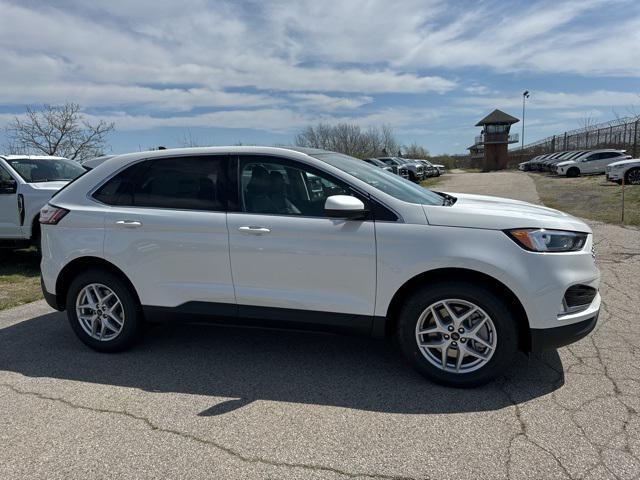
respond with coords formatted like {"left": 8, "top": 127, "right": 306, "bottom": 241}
{"left": 0, "top": 155, "right": 86, "bottom": 248}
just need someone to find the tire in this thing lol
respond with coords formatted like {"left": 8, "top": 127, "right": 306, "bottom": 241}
{"left": 625, "top": 167, "right": 640, "bottom": 185}
{"left": 66, "top": 269, "right": 143, "bottom": 352}
{"left": 396, "top": 281, "right": 518, "bottom": 388}
{"left": 566, "top": 167, "right": 580, "bottom": 178}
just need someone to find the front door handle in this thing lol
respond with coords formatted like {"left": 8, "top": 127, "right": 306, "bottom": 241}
{"left": 238, "top": 226, "right": 271, "bottom": 235}
{"left": 115, "top": 220, "right": 143, "bottom": 228}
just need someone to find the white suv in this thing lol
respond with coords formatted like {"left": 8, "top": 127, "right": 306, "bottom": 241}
{"left": 40, "top": 147, "right": 600, "bottom": 387}
{"left": 0, "top": 155, "right": 86, "bottom": 248}
{"left": 555, "top": 149, "right": 630, "bottom": 177}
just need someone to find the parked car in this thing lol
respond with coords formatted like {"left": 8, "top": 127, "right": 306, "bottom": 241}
{"left": 555, "top": 149, "right": 631, "bottom": 177}
{"left": 0, "top": 155, "right": 86, "bottom": 248}
{"left": 415, "top": 159, "right": 439, "bottom": 177}
{"left": 605, "top": 158, "right": 640, "bottom": 185}
{"left": 432, "top": 163, "right": 446, "bottom": 175}
{"left": 377, "top": 157, "right": 410, "bottom": 180}
{"left": 362, "top": 158, "right": 395, "bottom": 174}
{"left": 40, "top": 146, "right": 600, "bottom": 387}
{"left": 379, "top": 157, "right": 424, "bottom": 182}
{"left": 81, "top": 155, "right": 115, "bottom": 170}
{"left": 543, "top": 151, "right": 589, "bottom": 172}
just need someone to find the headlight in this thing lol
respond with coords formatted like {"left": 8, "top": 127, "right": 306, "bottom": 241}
{"left": 506, "top": 228, "right": 587, "bottom": 252}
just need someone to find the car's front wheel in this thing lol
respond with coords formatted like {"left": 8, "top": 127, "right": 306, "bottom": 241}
{"left": 396, "top": 281, "right": 518, "bottom": 387}
{"left": 66, "top": 269, "right": 142, "bottom": 352}
{"left": 566, "top": 167, "right": 580, "bottom": 178}
{"left": 625, "top": 167, "right": 640, "bottom": 185}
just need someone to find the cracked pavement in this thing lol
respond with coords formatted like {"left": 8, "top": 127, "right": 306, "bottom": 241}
{"left": 0, "top": 171, "right": 638, "bottom": 479}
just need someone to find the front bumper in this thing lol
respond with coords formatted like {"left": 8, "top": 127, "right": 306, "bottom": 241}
{"left": 529, "top": 292, "right": 600, "bottom": 351}
{"left": 530, "top": 313, "right": 598, "bottom": 351}
{"left": 606, "top": 170, "right": 623, "bottom": 182}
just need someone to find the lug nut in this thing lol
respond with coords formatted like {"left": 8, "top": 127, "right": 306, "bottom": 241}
{"left": 451, "top": 341, "right": 458, "bottom": 347}
{"left": 448, "top": 326, "right": 454, "bottom": 332}
{"left": 461, "top": 338, "right": 467, "bottom": 343}
{"left": 458, "top": 328, "right": 464, "bottom": 334}
{"left": 444, "top": 334, "right": 450, "bottom": 340}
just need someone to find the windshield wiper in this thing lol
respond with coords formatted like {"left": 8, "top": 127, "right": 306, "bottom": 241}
{"left": 433, "top": 191, "right": 457, "bottom": 206}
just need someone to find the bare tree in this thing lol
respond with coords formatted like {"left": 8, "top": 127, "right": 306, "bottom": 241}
{"left": 578, "top": 116, "right": 596, "bottom": 131}
{"left": 402, "top": 143, "right": 430, "bottom": 159}
{"left": 295, "top": 122, "right": 405, "bottom": 158}
{"left": 178, "top": 129, "right": 204, "bottom": 148}
{"left": 5, "top": 103, "right": 114, "bottom": 161}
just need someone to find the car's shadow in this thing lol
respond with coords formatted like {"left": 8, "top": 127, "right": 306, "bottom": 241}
{"left": 0, "top": 312, "right": 564, "bottom": 415}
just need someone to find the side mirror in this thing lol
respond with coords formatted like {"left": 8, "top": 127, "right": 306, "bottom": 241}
{"left": 0, "top": 178, "right": 17, "bottom": 194}
{"left": 324, "top": 195, "right": 367, "bottom": 219}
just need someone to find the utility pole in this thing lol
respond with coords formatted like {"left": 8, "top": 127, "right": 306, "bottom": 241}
{"left": 521, "top": 90, "right": 530, "bottom": 152}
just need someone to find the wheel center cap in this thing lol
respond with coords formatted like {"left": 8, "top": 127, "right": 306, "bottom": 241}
{"left": 451, "top": 332, "right": 460, "bottom": 341}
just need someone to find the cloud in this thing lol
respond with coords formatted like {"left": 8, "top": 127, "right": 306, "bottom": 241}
{"left": 289, "top": 94, "right": 374, "bottom": 111}
{"left": 458, "top": 90, "right": 640, "bottom": 111}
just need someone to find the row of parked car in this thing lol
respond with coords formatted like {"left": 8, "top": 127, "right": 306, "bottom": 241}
{"left": 363, "top": 157, "right": 445, "bottom": 182}
{"left": 518, "top": 149, "right": 640, "bottom": 184}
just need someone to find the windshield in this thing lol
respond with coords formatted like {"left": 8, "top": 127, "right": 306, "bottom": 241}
{"left": 6, "top": 158, "right": 86, "bottom": 183}
{"left": 312, "top": 152, "right": 444, "bottom": 205}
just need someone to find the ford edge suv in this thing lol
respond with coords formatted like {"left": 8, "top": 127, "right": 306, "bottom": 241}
{"left": 40, "top": 147, "right": 600, "bottom": 387}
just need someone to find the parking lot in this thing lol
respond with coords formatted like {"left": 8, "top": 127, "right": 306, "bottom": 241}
{"left": 1, "top": 170, "right": 639, "bottom": 480}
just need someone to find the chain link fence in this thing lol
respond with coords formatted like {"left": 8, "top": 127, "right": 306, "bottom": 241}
{"left": 509, "top": 115, "right": 640, "bottom": 166}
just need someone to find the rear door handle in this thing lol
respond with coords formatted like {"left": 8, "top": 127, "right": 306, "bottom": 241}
{"left": 115, "top": 220, "right": 143, "bottom": 228}
{"left": 238, "top": 226, "right": 271, "bottom": 235}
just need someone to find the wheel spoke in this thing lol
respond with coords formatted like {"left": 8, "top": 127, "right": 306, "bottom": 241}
{"left": 420, "top": 338, "right": 446, "bottom": 348}
{"left": 440, "top": 344, "right": 449, "bottom": 370}
{"left": 457, "top": 307, "right": 478, "bottom": 326}
{"left": 107, "top": 312, "right": 123, "bottom": 328}
{"left": 455, "top": 346, "right": 466, "bottom": 372}
{"left": 91, "top": 316, "right": 98, "bottom": 337}
{"left": 431, "top": 307, "right": 448, "bottom": 331}
{"left": 442, "top": 302, "right": 457, "bottom": 326}
{"left": 471, "top": 335, "right": 493, "bottom": 350}
{"left": 469, "top": 317, "right": 488, "bottom": 335}
{"left": 417, "top": 326, "right": 440, "bottom": 335}
{"left": 464, "top": 346, "right": 490, "bottom": 361}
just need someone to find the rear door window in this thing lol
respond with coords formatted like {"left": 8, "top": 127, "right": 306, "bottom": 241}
{"left": 93, "top": 156, "right": 229, "bottom": 211}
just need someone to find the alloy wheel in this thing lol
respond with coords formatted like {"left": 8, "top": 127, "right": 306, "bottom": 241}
{"left": 627, "top": 169, "right": 640, "bottom": 185}
{"left": 415, "top": 299, "right": 497, "bottom": 374}
{"left": 75, "top": 283, "right": 125, "bottom": 341}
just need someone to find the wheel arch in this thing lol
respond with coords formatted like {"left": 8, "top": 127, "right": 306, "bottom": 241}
{"left": 55, "top": 256, "right": 141, "bottom": 311}
{"left": 384, "top": 267, "right": 531, "bottom": 351}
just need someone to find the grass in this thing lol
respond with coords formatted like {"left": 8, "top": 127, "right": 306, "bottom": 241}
{"left": 420, "top": 175, "right": 446, "bottom": 188}
{"left": 529, "top": 173, "right": 640, "bottom": 226}
{"left": 0, "top": 248, "right": 42, "bottom": 310}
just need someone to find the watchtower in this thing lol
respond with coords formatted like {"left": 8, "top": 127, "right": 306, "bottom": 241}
{"left": 472, "top": 109, "right": 519, "bottom": 171}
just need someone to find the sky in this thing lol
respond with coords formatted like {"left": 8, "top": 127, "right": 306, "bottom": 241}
{"left": 0, "top": 0, "right": 639, "bottom": 155}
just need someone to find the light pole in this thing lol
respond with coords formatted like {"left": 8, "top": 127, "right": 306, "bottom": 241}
{"left": 521, "top": 90, "right": 530, "bottom": 151}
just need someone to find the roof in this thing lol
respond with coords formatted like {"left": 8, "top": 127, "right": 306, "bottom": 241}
{"left": 0, "top": 154, "right": 68, "bottom": 160}
{"left": 475, "top": 109, "right": 519, "bottom": 126}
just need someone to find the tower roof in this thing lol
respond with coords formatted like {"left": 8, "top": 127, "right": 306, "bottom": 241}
{"left": 475, "top": 109, "right": 519, "bottom": 126}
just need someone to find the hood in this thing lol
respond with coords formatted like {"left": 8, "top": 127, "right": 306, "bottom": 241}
{"left": 607, "top": 159, "right": 639, "bottom": 168}
{"left": 556, "top": 161, "right": 575, "bottom": 167}
{"left": 422, "top": 192, "right": 591, "bottom": 233}
{"left": 27, "top": 181, "right": 69, "bottom": 191}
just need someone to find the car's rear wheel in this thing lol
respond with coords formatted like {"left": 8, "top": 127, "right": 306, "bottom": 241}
{"left": 625, "top": 168, "right": 640, "bottom": 185}
{"left": 566, "top": 167, "right": 580, "bottom": 178}
{"left": 396, "top": 281, "right": 518, "bottom": 387}
{"left": 66, "top": 269, "right": 142, "bottom": 352}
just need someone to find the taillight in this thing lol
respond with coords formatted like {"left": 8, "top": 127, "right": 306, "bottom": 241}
{"left": 40, "top": 204, "right": 69, "bottom": 225}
